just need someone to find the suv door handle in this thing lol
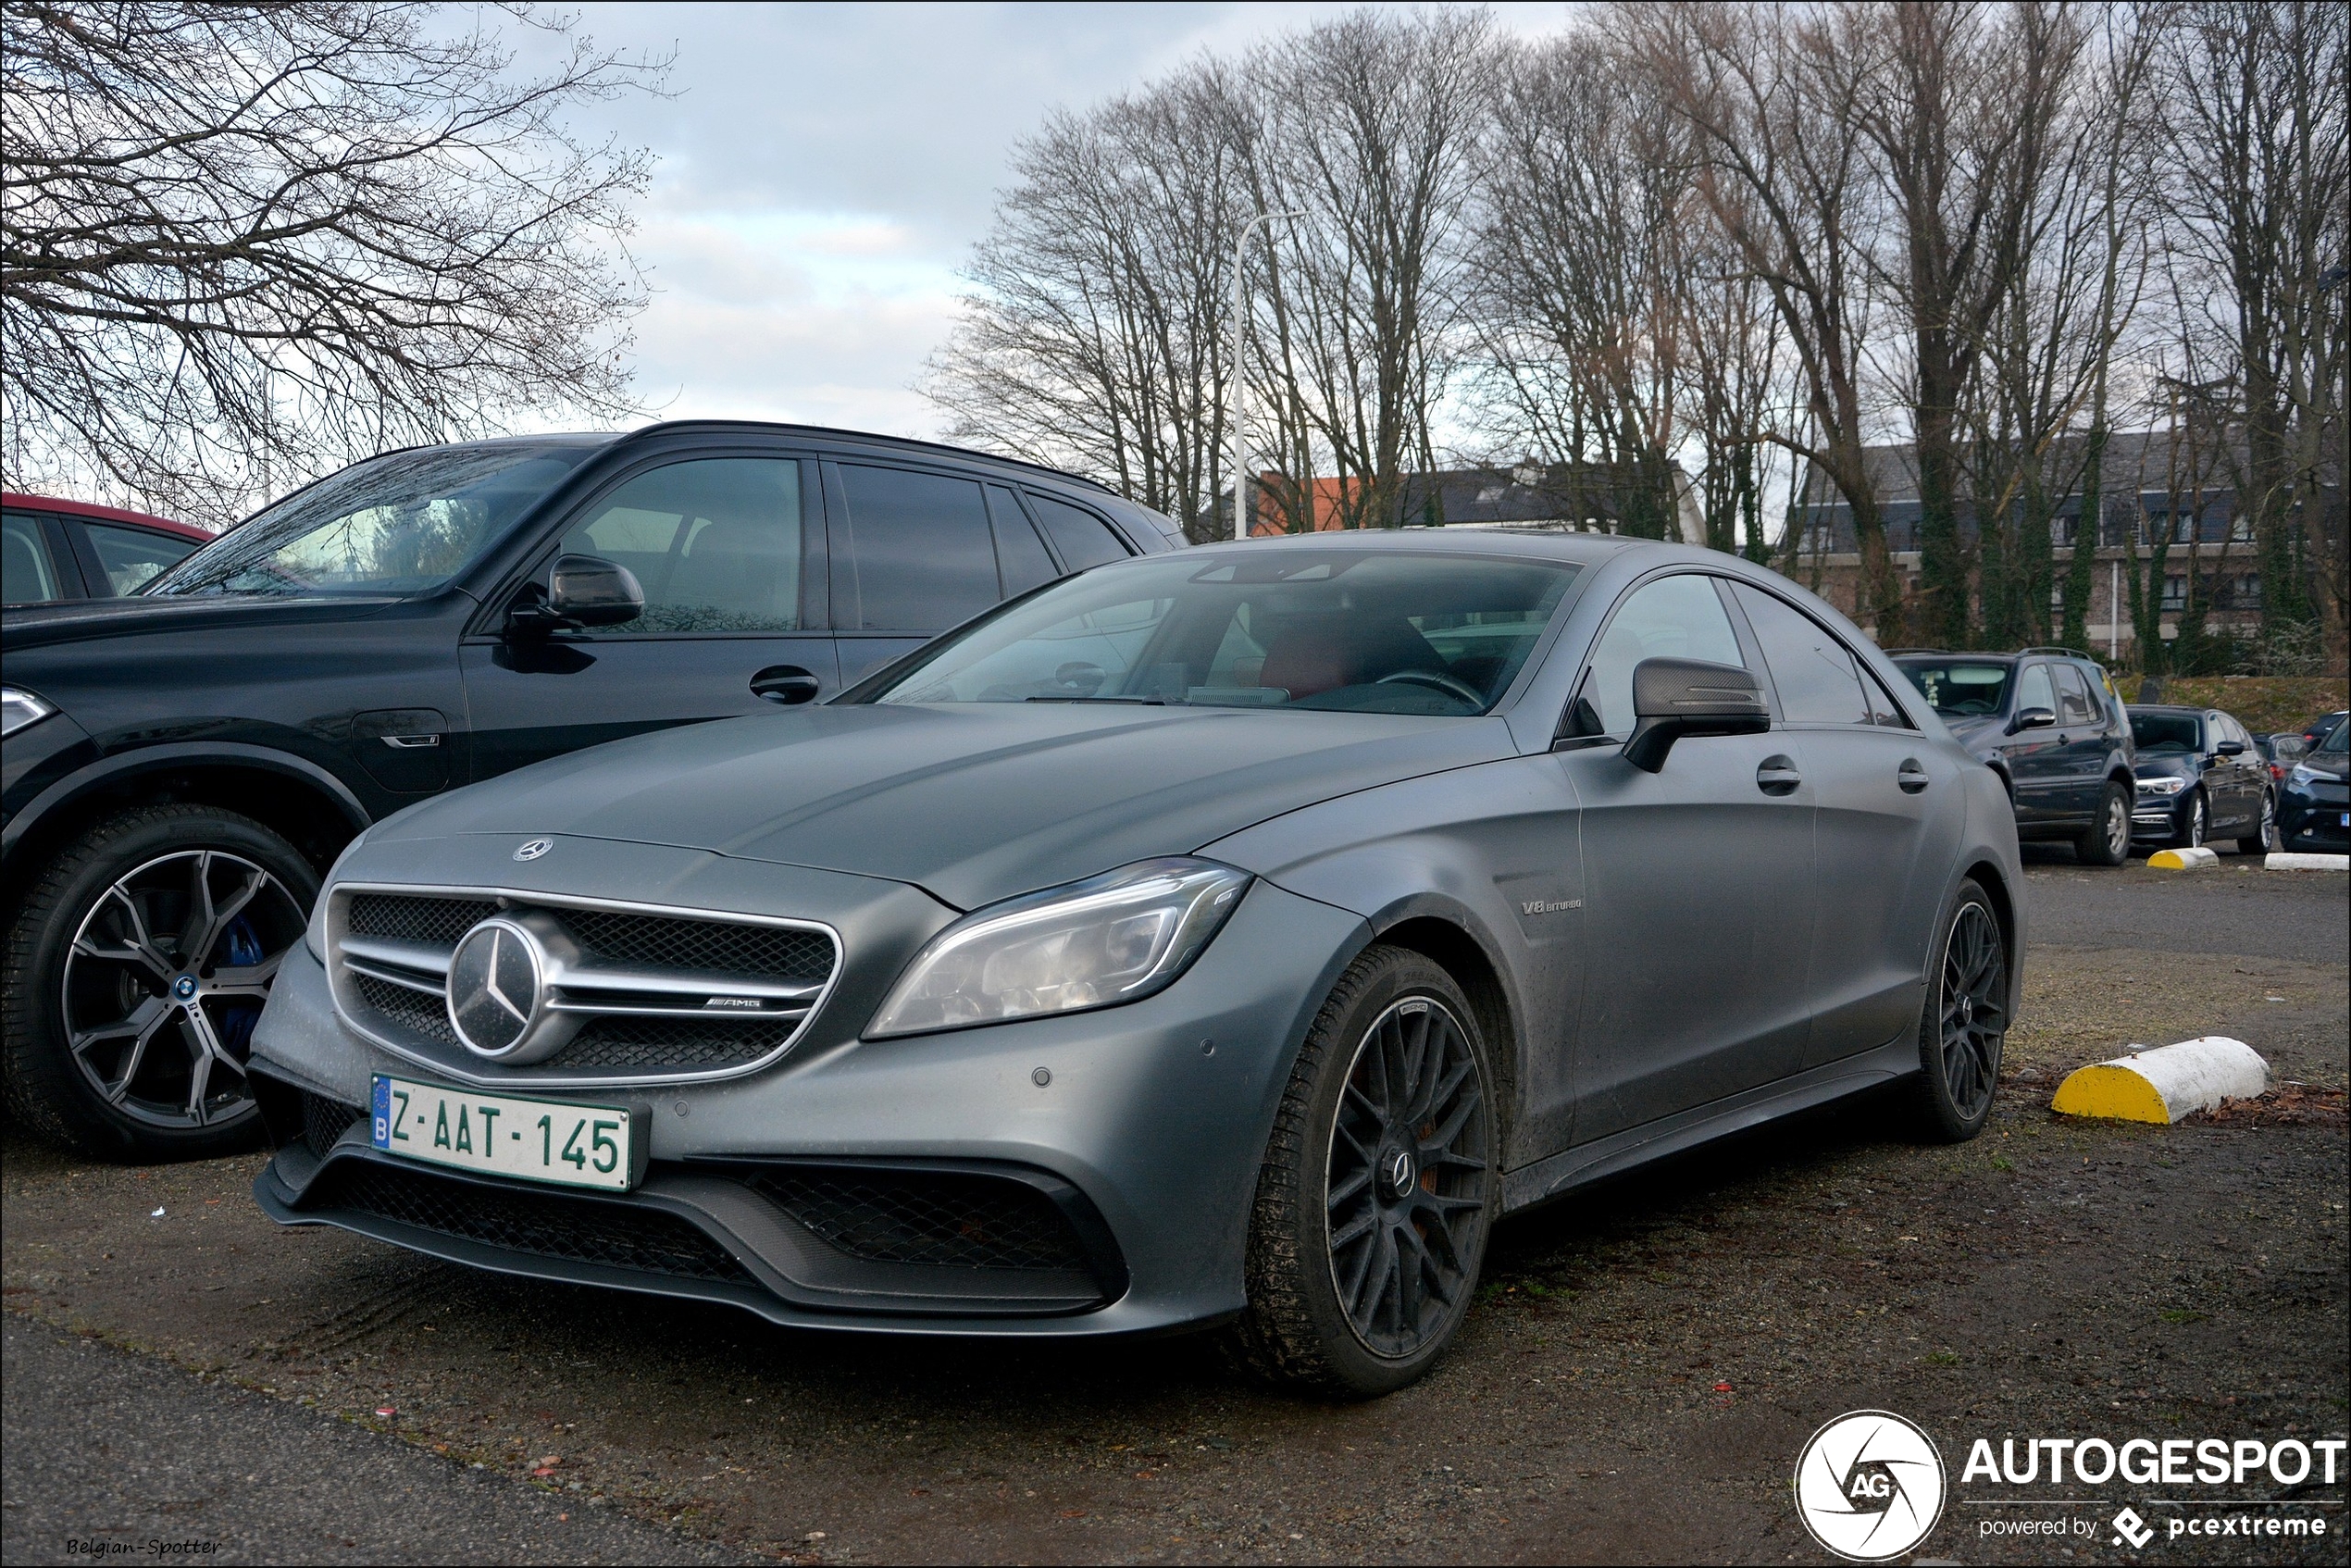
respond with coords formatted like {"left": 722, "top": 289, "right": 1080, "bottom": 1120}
{"left": 1757, "top": 755, "right": 1801, "bottom": 796}
{"left": 1897, "top": 758, "right": 1930, "bottom": 793}
{"left": 750, "top": 666, "right": 821, "bottom": 705}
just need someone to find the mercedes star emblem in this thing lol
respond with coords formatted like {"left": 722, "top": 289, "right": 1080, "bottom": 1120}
{"left": 513, "top": 838, "right": 554, "bottom": 862}
{"left": 445, "top": 918, "right": 545, "bottom": 1058}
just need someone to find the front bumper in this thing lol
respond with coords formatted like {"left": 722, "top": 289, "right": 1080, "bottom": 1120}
{"left": 2279, "top": 786, "right": 2349, "bottom": 852}
{"left": 250, "top": 874, "right": 1368, "bottom": 1338}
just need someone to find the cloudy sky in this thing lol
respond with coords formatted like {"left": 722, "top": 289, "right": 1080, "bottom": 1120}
{"left": 556, "top": 3, "right": 1571, "bottom": 438}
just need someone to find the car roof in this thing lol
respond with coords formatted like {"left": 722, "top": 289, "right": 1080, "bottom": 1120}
{"left": 608, "top": 419, "right": 1126, "bottom": 498}
{"left": 2, "top": 491, "right": 213, "bottom": 541}
{"left": 2126, "top": 704, "right": 2208, "bottom": 716}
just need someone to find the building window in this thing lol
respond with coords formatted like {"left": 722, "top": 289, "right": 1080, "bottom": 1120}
{"left": 2160, "top": 573, "right": 2188, "bottom": 611}
{"left": 2229, "top": 513, "right": 2253, "bottom": 542}
{"left": 2233, "top": 572, "right": 2261, "bottom": 608}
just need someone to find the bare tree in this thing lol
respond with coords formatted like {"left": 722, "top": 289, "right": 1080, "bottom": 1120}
{"left": 1, "top": 2, "right": 658, "bottom": 526}
{"left": 926, "top": 64, "right": 1248, "bottom": 541}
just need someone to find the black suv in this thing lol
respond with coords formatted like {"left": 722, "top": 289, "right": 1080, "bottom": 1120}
{"left": 1, "top": 422, "right": 1181, "bottom": 1159}
{"left": 1890, "top": 648, "right": 2137, "bottom": 865}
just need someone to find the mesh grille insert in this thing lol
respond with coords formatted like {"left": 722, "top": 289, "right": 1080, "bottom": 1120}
{"left": 311, "top": 1162, "right": 754, "bottom": 1285}
{"left": 353, "top": 973, "right": 458, "bottom": 1046}
{"left": 346, "top": 894, "right": 500, "bottom": 946}
{"left": 747, "top": 1168, "right": 1089, "bottom": 1273}
{"left": 554, "top": 1017, "right": 791, "bottom": 1072}
{"left": 302, "top": 1092, "right": 361, "bottom": 1157}
{"left": 562, "top": 910, "right": 833, "bottom": 982}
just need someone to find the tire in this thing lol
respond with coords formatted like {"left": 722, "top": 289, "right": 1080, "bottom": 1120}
{"left": 2075, "top": 778, "right": 2131, "bottom": 866}
{"left": 2174, "top": 790, "right": 2208, "bottom": 851}
{"left": 3, "top": 805, "right": 317, "bottom": 1162}
{"left": 1909, "top": 883, "right": 2008, "bottom": 1144}
{"left": 1225, "top": 945, "right": 1497, "bottom": 1398}
{"left": 2236, "top": 791, "right": 2275, "bottom": 856}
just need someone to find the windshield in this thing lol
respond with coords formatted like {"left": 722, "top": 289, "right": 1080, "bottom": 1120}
{"left": 1897, "top": 660, "right": 2013, "bottom": 716}
{"left": 867, "top": 551, "right": 1582, "bottom": 716}
{"left": 2132, "top": 713, "right": 2203, "bottom": 753}
{"left": 143, "top": 442, "right": 596, "bottom": 598}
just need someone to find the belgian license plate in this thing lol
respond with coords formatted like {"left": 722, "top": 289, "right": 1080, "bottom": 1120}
{"left": 371, "top": 1075, "right": 641, "bottom": 1192}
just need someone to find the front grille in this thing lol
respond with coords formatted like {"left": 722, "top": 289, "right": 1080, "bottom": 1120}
{"left": 746, "top": 1167, "right": 1090, "bottom": 1273}
{"left": 302, "top": 1092, "right": 361, "bottom": 1157}
{"left": 554, "top": 1016, "right": 793, "bottom": 1071}
{"left": 561, "top": 910, "right": 834, "bottom": 983}
{"left": 353, "top": 972, "right": 459, "bottom": 1045}
{"left": 311, "top": 1161, "right": 755, "bottom": 1285}
{"left": 347, "top": 894, "right": 500, "bottom": 946}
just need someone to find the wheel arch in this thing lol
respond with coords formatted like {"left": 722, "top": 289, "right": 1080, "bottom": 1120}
{"left": 1363, "top": 907, "right": 1524, "bottom": 1159}
{"left": 1958, "top": 857, "right": 2021, "bottom": 1016}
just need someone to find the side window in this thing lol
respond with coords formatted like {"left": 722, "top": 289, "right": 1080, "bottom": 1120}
{"left": 1026, "top": 492, "right": 1130, "bottom": 572}
{"left": 2016, "top": 663, "right": 2057, "bottom": 716}
{"left": 835, "top": 465, "right": 999, "bottom": 632}
{"left": 986, "top": 485, "right": 1058, "bottom": 597}
{"left": 1861, "top": 666, "right": 1915, "bottom": 728}
{"left": 2055, "top": 666, "right": 2100, "bottom": 727}
{"left": 84, "top": 523, "right": 199, "bottom": 595}
{"left": 2, "top": 510, "right": 68, "bottom": 604}
{"left": 1730, "top": 582, "right": 1870, "bottom": 726}
{"left": 1580, "top": 574, "right": 1747, "bottom": 737}
{"left": 561, "top": 458, "right": 802, "bottom": 633}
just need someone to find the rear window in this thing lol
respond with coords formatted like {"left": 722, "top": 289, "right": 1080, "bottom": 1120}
{"left": 1897, "top": 660, "right": 2012, "bottom": 716}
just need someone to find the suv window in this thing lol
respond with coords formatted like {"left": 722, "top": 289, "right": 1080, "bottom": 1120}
{"left": 2055, "top": 665, "right": 2100, "bottom": 727}
{"left": 1582, "top": 574, "right": 1747, "bottom": 736}
{"left": 836, "top": 465, "right": 999, "bottom": 631}
{"left": 2, "top": 509, "right": 68, "bottom": 604}
{"left": 2017, "top": 663, "right": 2056, "bottom": 716}
{"left": 561, "top": 458, "right": 803, "bottom": 633}
{"left": 1731, "top": 583, "right": 1869, "bottom": 725}
{"left": 85, "top": 522, "right": 199, "bottom": 595}
{"left": 987, "top": 485, "right": 1058, "bottom": 597}
{"left": 1026, "top": 492, "right": 1130, "bottom": 572}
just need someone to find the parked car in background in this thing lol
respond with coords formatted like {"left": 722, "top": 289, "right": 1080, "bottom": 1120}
{"left": 2126, "top": 705, "right": 2274, "bottom": 852}
{"left": 3, "top": 493, "right": 212, "bottom": 604}
{"left": 2297, "top": 711, "right": 2346, "bottom": 751}
{"left": 1890, "top": 648, "right": 2135, "bottom": 865}
{"left": 246, "top": 531, "right": 2021, "bottom": 1395}
{"left": 2254, "top": 731, "right": 2307, "bottom": 787}
{"left": 2, "top": 422, "right": 1181, "bottom": 1161}
{"left": 2277, "top": 717, "right": 2349, "bottom": 853}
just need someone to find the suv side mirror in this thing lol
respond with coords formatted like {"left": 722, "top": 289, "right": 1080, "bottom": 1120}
{"left": 1623, "top": 658, "right": 1769, "bottom": 773}
{"left": 2009, "top": 706, "right": 2058, "bottom": 734}
{"left": 2215, "top": 739, "right": 2247, "bottom": 756}
{"left": 509, "top": 554, "right": 643, "bottom": 635}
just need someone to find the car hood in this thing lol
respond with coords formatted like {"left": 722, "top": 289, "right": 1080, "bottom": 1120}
{"left": 370, "top": 702, "right": 1515, "bottom": 910}
{"left": 1938, "top": 713, "right": 2008, "bottom": 753}
{"left": 2133, "top": 753, "right": 2200, "bottom": 781}
{"left": 0, "top": 591, "right": 405, "bottom": 650}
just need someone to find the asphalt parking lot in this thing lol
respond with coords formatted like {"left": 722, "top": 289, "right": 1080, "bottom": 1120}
{"left": 5, "top": 852, "right": 2345, "bottom": 1566}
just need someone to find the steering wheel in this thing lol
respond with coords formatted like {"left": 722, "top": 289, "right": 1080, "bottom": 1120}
{"left": 1376, "top": 669, "right": 1486, "bottom": 706}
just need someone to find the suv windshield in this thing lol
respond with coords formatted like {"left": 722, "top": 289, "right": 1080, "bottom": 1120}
{"left": 2131, "top": 713, "right": 2203, "bottom": 753}
{"left": 1897, "top": 660, "right": 2013, "bottom": 716}
{"left": 143, "top": 442, "right": 597, "bottom": 598}
{"left": 868, "top": 551, "right": 1582, "bottom": 716}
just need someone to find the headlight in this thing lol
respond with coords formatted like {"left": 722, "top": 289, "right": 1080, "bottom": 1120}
{"left": 2289, "top": 764, "right": 2322, "bottom": 788}
{"left": 2134, "top": 776, "right": 2186, "bottom": 795}
{"left": 1, "top": 687, "right": 56, "bottom": 738}
{"left": 867, "top": 857, "right": 1251, "bottom": 1039}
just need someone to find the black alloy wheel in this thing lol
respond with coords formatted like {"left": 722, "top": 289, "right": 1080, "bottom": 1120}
{"left": 3, "top": 805, "right": 317, "bottom": 1160}
{"left": 1910, "top": 884, "right": 2007, "bottom": 1142}
{"left": 2236, "top": 792, "right": 2275, "bottom": 856}
{"left": 1227, "top": 945, "right": 1496, "bottom": 1397}
{"left": 2077, "top": 778, "right": 2131, "bottom": 866}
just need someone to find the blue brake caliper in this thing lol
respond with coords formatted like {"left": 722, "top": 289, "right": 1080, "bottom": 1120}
{"left": 217, "top": 915, "right": 265, "bottom": 1056}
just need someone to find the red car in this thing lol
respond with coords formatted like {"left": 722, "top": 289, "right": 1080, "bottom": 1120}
{"left": 3, "top": 492, "right": 215, "bottom": 604}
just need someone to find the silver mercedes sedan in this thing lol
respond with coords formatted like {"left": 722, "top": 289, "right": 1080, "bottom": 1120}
{"left": 248, "top": 531, "right": 2021, "bottom": 1396}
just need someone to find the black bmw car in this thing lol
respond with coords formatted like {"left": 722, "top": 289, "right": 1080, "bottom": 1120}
{"left": 2125, "top": 704, "right": 2276, "bottom": 853}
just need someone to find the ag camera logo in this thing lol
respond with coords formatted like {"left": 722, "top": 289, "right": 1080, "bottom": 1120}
{"left": 1794, "top": 1410, "right": 1947, "bottom": 1562}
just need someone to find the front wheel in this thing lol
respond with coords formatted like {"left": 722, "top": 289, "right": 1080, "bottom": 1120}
{"left": 3, "top": 805, "right": 317, "bottom": 1161}
{"left": 2236, "top": 792, "right": 2275, "bottom": 856}
{"left": 1225, "top": 946, "right": 1496, "bottom": 1397}
{"left": 2174, "top": 790, "right": 2208, "bottom": 851}
{"left": 2076, "top": 778, "right": 2132, "bottom": 865}
{"left": 1909, "top": 884, "right": 2008, "bottom": 1143}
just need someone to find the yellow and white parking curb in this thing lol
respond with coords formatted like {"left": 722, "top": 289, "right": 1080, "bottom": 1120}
{"left": 2050, "top": 1037, "right": 2270, "bottom": 1125}
{"left": 2265, "top": 852, "right": 2349, "bottom": 872}
{"left": 2146, "top": 845, "right": 2220, "bottom": 870}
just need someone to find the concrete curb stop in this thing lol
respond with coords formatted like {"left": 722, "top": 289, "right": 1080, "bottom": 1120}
{"left": 2050, "top": 1036, "right": 2270, "bottom": 1125}
{"left": 2146, "top": 846, "right": 2220, "bottom": 870}
{"left": 2264, "top": 852, "right": 2350, "bottom": 872}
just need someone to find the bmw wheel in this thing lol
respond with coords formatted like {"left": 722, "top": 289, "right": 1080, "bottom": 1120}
{"left": 2175, "top": 790, "right": 2208, "bottom": 850}
{"left": 1227, "top": 945, "right": 1495, "bottom": 1397}
{"left": 3, "top": 805, "right": 316, "bottom": 1161}
{"left": 2236, "top": 792, "right": 2275, "bottom": 856}
{"left": 1909, "top": 884, "right": 2008, "bottom": 1143}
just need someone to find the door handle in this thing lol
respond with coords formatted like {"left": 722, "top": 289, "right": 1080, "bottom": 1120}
{"left": 1897, "top": 758, "right": 1930, "bottom": 793}
{"left": 750, "top": 666, "right": 821, "bottom": 705}
{"left": 1757, "top": 755, "right": 1801, "bottom": 796}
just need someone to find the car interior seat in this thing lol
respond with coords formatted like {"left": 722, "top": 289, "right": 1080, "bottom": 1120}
{"left": 1257, "top": 611, "right": 1449, "bottom": 699}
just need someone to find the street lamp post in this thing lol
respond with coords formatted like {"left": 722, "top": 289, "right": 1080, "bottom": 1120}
{"left": 1228, "top": 208, "right": 1303, "bottom": 541}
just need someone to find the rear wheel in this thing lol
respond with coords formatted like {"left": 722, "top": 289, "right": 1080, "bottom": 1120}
{"left": 2075, "top": 779, "right": 2131, "bottom": 865}
{"left": 2236, "top": 791, "right": 2275, "bottom": 856}
{"left": 1909, "top": 884, "right": 2007, "bottom": 1143}
{"left": 2174, "top": 790, "right": 2208, "bottom": 851}
{"left": 3, "top": 805, "right": 315, "bottom": 1161}
{"left": 1225, "top": 946, "right": 1495, "bottom": 1397}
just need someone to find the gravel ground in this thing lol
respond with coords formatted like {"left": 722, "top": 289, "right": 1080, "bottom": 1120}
{"left": 4, "top": 860, "right": 2345, "bottom": 1565}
